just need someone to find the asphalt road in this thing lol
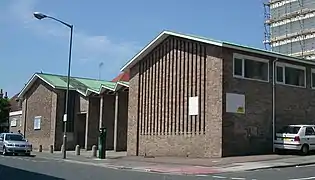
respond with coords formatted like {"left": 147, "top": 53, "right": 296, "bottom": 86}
{"left": 215, "top": 165, "right": 315, "bottom": 180}
{"left": 0, "top": 155, "right": 207, "bottom": 180}
{"left": 1, "top": 154, "right": 315, "bottom": 180}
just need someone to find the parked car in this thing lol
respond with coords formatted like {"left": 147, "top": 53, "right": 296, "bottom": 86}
{"left": 0, "top": 133, "right": 32, "bottom": 156}
{"left": 274, "top": 125, "right": 315, "bottom": 155}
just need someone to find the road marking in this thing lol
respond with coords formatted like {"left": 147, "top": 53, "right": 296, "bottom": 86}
{"left": 231, "top": 178, "right": 246, "bottom": 180}
{"left": 212, "top": 176, "right": 227, "bottom": 179}
{"left": 289, "top": 177, "right": 315, "bottom": 180}
{"left": 195, "top": 175, "right": 208, "bottom": 177}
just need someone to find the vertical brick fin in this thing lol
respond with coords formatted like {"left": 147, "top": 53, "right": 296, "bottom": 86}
{"left": 200, "top": 45, "right": 205, "bottom": 135}
{"left": 159, "top": 45, "right": 163, "bottom": 135}
{"left": 167, "top": 39, "right": 171, "bottom": 134}
{"left": 185, "top": 41, "right": 189, "bottom": 135}
{"left": 193, "top": 42, "right": 198, "bottom": 134}
{"left": 148, "top": 53, "right": 152, "bottom": 135}
{"left": 165, "top": 40, "right": 170, "bottom": 135}
{"left": 181, "top": 40, "right": 186, "bottom": 134}
{"left": 150, "top": 53, "right": 154, "bottom": 135}
{"left": 174, "top": 39, "right": 179, "bottom": 135}
{"left": 139, "top": 62, "right": 143, "bottom": 135}
{"left": 170, "top": 38, "right": 175, "bottom": 134}
{"left": 157, "top": 47, "right": 161, "bottom": 135}
{"left": 177, "top": 40, "right": 184, "bottom": 134}
{"left": 161, "top": 43, "right": 165, "bottom": 135}
{"left": 203, "top": 45, "right": 207, "bottom": 134}
{"left": 152, "top": 49, "right": 157, "bottom": 135}
{"left": 163, "top": 41, "right": 168, "bottom": 135}
{"left": 146, "top": 57, "right": 150, "bottom": 135}
{"left": 198, "top": 43, "right": 202, "bottom": 134}
{"left": 190, "top": 42, "right": 195, "bottom": 134}
{"left": 144, "top": 58, "right": 148, "bottom": 135}
{"left": 168, "top": 39, "right": 173, "bottom": 135}
{"left": 188, "top": 41, "right": 192, "bottom": 134}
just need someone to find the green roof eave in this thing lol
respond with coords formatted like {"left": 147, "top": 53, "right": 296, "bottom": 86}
{"left": 18, "top": 73, "right": 129, "bottom": 98}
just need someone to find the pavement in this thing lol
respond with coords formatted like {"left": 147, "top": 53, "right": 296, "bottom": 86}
{"left": 31, "top": 150, "right": 315, "bottom": 176}
{"left": 2, "top": 153, "right": 315, "bottom": 179}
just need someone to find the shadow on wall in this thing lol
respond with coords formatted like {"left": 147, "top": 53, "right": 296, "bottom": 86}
{"left": 0, "top": 164, "right": 65, "bottom": 180}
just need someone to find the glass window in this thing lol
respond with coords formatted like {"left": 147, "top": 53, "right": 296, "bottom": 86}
{"left": 5, "top": 134, "right": 24, "bottom": 141}
{"left": 244, "top": 59, "right": 268, "bottom": 81}
{"left": 285, "top": 66, "right": 305, "bottom": 87}
{"left": 277, "top": 126, "right": 300, "bottom": 134}
{"left": 305, "top": 127, "right": 315, "bottom": 136}
{"left": 233, "top": 58, "right": 242, "bottom": 76}
{"left": 276, "top": 66, "right": 284, "bottom": 82}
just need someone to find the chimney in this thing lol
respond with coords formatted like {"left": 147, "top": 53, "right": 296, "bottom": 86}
{"left": 4, "top": 92, "right": 8, "bottom": 99}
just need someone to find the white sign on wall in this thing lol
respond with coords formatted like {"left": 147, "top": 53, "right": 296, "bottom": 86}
{"left": 226, "top": 93, "right": 245, "bottom": 114}
{"left": 34, "top": 116, "right": 41, "bottom": 130}
{"left": 189, "top": 96, "right": 199, "bottom": 116}
{"left": 10, "top": 119, "right": 17, "bottom": 127}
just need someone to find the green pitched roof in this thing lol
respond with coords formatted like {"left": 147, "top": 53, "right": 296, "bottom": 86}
{"left": 18, "top": 73, "right": 129, "bottom": 98}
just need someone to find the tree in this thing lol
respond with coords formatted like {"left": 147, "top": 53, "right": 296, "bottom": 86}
{"left": 0, "top": 91, "right": 10, "bottom": 125}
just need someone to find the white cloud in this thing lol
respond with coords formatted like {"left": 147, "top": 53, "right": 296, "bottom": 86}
{"left": 3, "top": 0, "right": 140, "bottom": 70}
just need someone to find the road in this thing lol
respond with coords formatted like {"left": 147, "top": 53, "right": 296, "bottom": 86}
{"left": 0, "top": 155, "right": 206, "bottom": 180}
{"left": 1, "top": 154, "right": 315, "bottom": 180}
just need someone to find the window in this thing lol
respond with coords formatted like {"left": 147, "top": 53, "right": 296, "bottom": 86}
{"left": 305, "top": 127, "right": 315, "bottom": 136}
{"left": 34, "top": 116, "right": 41, "bottom": 130}
{"left": 276, "top": 63, "right": 305, "bottom": 87}
{"left": 277, "top": 126, "right": 300, "bottom": 134}
{"left": 5, "top": 134, "right": 24, "bottom": 141}
{"left": 233, "top": 54, "right": 269, "bottom": 81}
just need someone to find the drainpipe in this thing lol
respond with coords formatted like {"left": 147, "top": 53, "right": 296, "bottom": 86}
{"left": 272, "top": 58, "right": 278, "bottom": 153}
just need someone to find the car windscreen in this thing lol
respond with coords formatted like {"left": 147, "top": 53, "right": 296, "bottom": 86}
{"left": 277, "top": 126, "right": 301, "bottom": 134}
{"left": 5, "top": 134, "right": 24, "bottom": 141}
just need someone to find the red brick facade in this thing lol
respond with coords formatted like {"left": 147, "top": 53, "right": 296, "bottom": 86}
{"left": 127, "top": 34, "right": 315, "bottom": 158}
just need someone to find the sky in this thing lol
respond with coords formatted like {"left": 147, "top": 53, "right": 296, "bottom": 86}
{"left": 0, "top": 0, "right": 267, "bottom": 97}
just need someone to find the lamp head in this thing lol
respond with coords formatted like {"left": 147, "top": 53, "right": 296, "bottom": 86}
{"left": 33, "top": 12, "right": 47, "bottom": 20}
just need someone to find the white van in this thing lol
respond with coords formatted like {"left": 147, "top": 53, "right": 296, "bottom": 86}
{"left": 274, "top": 125, "right": 315, "bottom": 155}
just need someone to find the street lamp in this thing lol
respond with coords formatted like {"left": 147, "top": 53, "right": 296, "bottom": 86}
{"left": 33, "top": 12, "right": 73, "bottom": 159}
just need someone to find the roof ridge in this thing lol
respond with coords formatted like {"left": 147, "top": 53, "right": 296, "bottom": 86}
{"left": 36, "top": 72, "right": 113, "bottom": 82}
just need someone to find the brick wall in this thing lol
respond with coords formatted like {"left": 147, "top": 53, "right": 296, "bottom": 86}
{"left": 9, "top": 114, "right": 22, "bottom": 133}
{"left": 222, "top": 47, "right": 315, "bottom": 156}
{"left": 23, "top": 79, "right": 55, "bottom": 150}
{"left": 127, "top": 36, "right": 223, "bottom": 157}
{"left": 127, "top": 64, "right": 140, "bottom": 156}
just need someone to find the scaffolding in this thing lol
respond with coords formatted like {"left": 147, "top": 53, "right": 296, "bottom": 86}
{"left": 263, "top": 0, "right": 315, "bottom": 60}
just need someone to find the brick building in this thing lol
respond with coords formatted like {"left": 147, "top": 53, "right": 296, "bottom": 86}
{"left": 122, "top": 30, "right": 315, "bottom": 158}
{"left": 9, "top": 93, "right": 23, "bottom": 133}
{"left": 17, "top": 73, "right": 129, "bottom": 151}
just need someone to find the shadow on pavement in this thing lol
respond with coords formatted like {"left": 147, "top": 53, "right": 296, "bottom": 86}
{"left": 0, "top": 164, "right": 65, "bottom": 180}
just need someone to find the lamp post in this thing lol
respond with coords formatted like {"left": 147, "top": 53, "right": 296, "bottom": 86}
{"left": 33, "top": 12, "right": 73, "bottom": 159}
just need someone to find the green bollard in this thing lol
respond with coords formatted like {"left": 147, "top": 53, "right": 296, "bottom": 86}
{"left": 98, "top": 127, "right": 106, "bottom": 159}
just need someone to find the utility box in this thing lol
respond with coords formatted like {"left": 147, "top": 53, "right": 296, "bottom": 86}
{"left": 98, "top": 127, "right": 106, "bottom": 159}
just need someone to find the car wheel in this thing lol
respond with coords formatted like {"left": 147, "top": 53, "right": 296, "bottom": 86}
{"left": 25, "top": 152, "right": 31, "bottom": 156}
{"left": 301, "top": 144, "right": 309, "bottom": 155}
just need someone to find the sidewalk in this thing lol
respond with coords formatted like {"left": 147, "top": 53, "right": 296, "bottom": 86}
{"left": 32, "top": 150, "right": 315, "bottom": 175}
